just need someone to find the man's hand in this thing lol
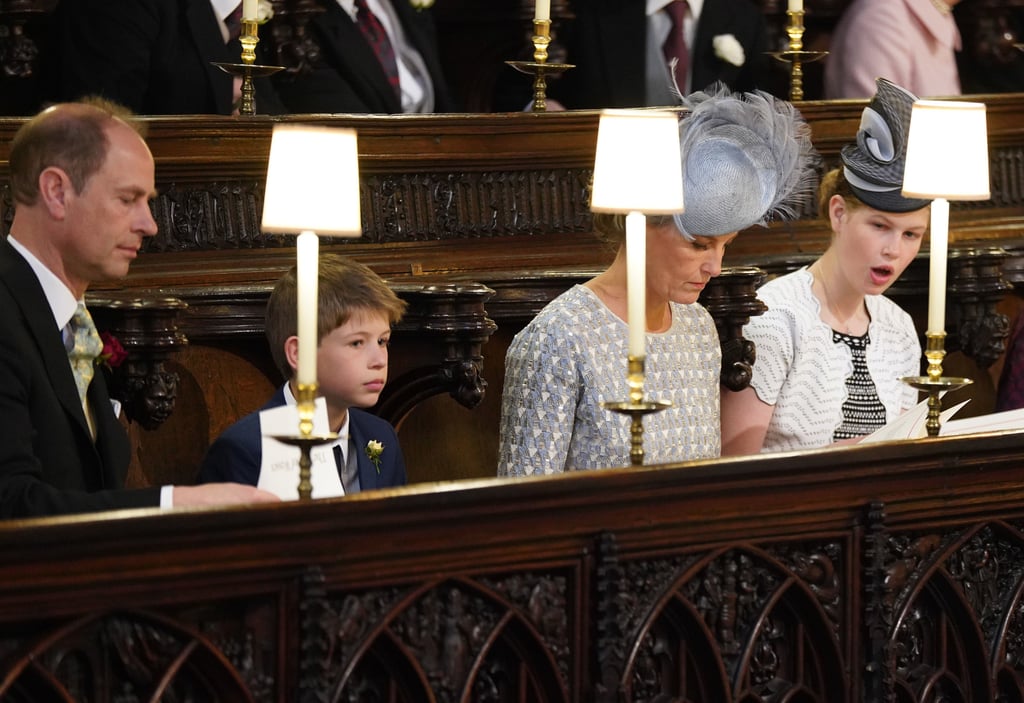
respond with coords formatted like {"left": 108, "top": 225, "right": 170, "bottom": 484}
{"left": 172, "top": 483, "right": 281, "bottom": 507}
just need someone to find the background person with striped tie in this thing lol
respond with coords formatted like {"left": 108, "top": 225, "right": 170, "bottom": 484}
{"left": 271, "top": 0, "right": 456, "bottom": 114}
{"left": 0, "top": 98, "right": 280, "bottom": 518}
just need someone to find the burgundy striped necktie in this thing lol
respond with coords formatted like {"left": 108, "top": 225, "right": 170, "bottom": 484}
{"left": 353, "top": 0, "right": 401, "bottom": 100}
{"left": 225, "top": 2, "right": 243, "bottom": 42}
{"left": 663, "top": 0, "right": 690, "bottom": 88}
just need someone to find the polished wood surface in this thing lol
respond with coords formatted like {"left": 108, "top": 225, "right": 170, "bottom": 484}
{"left": 2, "top": 430, "right": 1024, "bottom": 701}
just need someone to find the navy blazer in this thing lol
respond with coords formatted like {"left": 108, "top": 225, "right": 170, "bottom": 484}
{"left": 0, "top": 240, "right": 161, "bottom": 518}
{"left": 554, "top": 0, "right": 769, "bottom": 109}
{"left": 45, "top": 0, "right": 284, "bottom": 115}
{"left": 199, "top": 386, "right": 408, "bottom": 493}
{"left": 272, "top": 0, "right": 454, "bottom": 114}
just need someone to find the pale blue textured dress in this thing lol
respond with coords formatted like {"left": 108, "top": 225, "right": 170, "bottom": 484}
{"left": 497, "top": 285, "right": 722, "bottom": 476}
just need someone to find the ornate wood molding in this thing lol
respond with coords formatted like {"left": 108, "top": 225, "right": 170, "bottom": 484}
{"left": 3, "top": 430, "right": 1024, "bottom": 700}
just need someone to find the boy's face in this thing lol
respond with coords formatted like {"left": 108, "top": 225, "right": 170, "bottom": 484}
{"left": 316, "top": 310, "right": 392, "bottom": 411}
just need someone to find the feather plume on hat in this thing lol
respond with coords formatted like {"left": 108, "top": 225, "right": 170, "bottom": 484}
{"left": 673, "top": 83, "right": 821, "bottom": 238}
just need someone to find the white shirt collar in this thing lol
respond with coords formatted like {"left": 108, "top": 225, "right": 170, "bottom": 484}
{"left": 282, "top": 382, "right": 351, "bottom": 445}
{"left": 647, "top": 0, "right": 704, "bottom": 19}
{"left": 7, "top": 235, "right": 78, "bottom": 330}
{"left": 209, "top": 0, "right": 240, "bottom": 23}
{"left": 336, "top": 0, "right": 357, "bottom": 20}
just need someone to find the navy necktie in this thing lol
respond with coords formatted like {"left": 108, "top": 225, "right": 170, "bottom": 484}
{"left": 353, "top": 0, "right": 401, "bottom": 100}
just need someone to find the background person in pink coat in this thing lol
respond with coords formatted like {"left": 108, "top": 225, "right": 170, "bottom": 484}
{"left": 824, "top": 0, "right": 962, "bottom": 99}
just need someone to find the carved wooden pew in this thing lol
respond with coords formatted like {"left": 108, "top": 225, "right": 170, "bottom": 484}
{"left": 1, "top": 430, "right": 1024, "bottom": 701}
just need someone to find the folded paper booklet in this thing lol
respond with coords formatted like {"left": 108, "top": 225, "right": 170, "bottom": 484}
{"left": 859, "top": 397, "right": 970, "bottom": 444}
{"left": 939, "top": 406, "right": 1024, "bottom": 437}
{"left": 257, "top": 397, "right": 344, "bottom": 501}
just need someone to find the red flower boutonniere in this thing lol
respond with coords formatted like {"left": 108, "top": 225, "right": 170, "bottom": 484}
{"left": 98, "top": 332, "right": 128, "bottom": 369}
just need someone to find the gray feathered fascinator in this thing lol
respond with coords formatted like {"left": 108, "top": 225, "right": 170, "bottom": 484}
{"left": 674, "top": 84, "right": 821, "bottom": 238}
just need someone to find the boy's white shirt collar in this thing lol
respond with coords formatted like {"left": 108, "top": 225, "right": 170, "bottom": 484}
{"left": 283, "top": 382, "right": 351, "bottom": 458}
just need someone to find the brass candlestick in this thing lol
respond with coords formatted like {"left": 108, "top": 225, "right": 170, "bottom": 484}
{"left": 602, "top": 356, "right": 671, "bottom": 466}
{"left": 270, "top": 383, "right": 337, "bottom": 500}
{"left": 211, "top": 18, "right": 284, "bottom": 116}
{"left": 506, "top": 19, "right": 574, "bottom": 112}
{"left": 901, "top": 332, "right": 972, "bottom": 437}
{"left": 768, "top": 10, "right": 827, "bottom": 101}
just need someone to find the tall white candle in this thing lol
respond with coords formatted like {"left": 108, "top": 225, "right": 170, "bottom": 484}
{"left": 296, "top": 231, "right": 319, "bottom": 387}
{"left": 926, "top": 198, "right": 949, "bottom": 335}
{"left": 534, "top": 0, "right": 551, "bottom": 22}
{"left": 242, "top": 0, "right": 258, "bottom": 21}
{"left": 788, "top": 0, "right": 803, "bottom": 11}
{"left": 625, "top": 212, "right": 646, "bottom": 359}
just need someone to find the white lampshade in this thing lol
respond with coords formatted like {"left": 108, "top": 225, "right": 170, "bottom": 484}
{"left": 591, "top": 110, "right": 686, "bottom": 214}
{"left": 902, "top": 100, "right": 990, "bottom": 201}
{"left": 261, "top": 125, "right": 363, "bottom": 236}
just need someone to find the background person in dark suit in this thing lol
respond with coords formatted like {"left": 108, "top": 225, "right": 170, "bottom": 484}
{"left": 0, "top": 98, "right": 279, "bottom": 518}
{"left": 550, "top": 0, "right": 771, "bottom": 109}
{"left": 271, "top": 0, "right": 455, "bottom": 114}
{"left": 44, "top": 0, "right": 284, "bottom": 115}
{"left": 199, "top": 255, "right": 409, "bottom": 493}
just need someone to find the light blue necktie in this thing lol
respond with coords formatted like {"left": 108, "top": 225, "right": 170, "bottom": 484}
{"left": 67, "top": 301, "right": 103, "bottom": 405}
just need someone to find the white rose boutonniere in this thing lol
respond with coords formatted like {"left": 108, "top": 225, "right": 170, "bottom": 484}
{"left": 257, "top": 0, "right": 274, "bottom": 22}
{"left": 712, "top": 34, "right": 745, "bottom": 67}
{"left": 365, "top": 440, "right": 384, "bottom": 473}
{"left": 410, "top": 0, "right": 435, "bottom": 9}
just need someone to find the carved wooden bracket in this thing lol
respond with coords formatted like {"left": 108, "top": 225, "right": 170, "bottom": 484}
{"left": 377, "top": 283, "right": 497, "bottom": 427}
{"left": 0, "top": 1, "right": 42, "bottom": 81}
{"left": 266, "top": 0, "right": 324, "bottom": 78}
{"left": 88, "top": 296, "right": 189, "bottom": 431}
{"left": 699, "top": 266, "right": 769, "bottom": 392}
{"left": 947, "top": 247, "right": 1013, "bottom": 369}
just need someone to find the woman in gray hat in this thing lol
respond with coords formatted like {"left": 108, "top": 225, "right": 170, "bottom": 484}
{"left": 497, "top": 87, "right": 819, "bottom": 477}
{"left": 720, "top": 78, "right": 930, "bottom": 455}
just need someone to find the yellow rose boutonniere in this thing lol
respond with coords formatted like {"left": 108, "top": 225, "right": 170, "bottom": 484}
{"left": 365, "top": 440, "right": 384, "bottom": 473}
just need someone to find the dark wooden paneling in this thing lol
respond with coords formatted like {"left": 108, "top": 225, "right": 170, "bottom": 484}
{"left": 2, "top": 431, "right": 1024, "bottom": 701}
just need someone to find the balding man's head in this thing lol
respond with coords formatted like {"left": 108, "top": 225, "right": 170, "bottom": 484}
{"left": 9, "top": 98, "right": 146, "bottom": 207}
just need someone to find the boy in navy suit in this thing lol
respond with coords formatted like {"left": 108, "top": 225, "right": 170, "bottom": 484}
{"left": 199, "top": 254, "right": 408, "bottom": 493}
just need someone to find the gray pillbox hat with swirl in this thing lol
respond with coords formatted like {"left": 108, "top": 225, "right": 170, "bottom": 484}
{"left": 840, "top": 77, "right": 932, "bottom": 213}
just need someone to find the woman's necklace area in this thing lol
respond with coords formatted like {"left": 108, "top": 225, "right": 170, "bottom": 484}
{"left": 812, "top": 266, "right": 867, "bottom": 336}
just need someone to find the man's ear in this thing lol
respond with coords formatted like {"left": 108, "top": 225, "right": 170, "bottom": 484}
{"left": 38, "top": 166, "right": 72, "bottom": 220}
{"left": 284, "top": 335, "right": 300, "bottom": 374}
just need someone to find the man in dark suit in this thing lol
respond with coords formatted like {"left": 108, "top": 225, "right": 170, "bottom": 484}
{"left": 272, "top": 0, "right": 455, "bottom": 113}
{"left": 553, "top": 0, "right": 770, "bottom": 109}
{"left": 45, "top": 0, "right": 284, "bottom": 115}
{"left": 199, "top": 255, "right": 409, "bottom": 495}
{"left": 0, "top": 99, "right": 279, "bottom": 518}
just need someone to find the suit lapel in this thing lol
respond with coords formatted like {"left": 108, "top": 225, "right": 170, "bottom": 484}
{"left": 347, "top": 413, "right": 379, "bottom": 491}
{"left": 184, "top": 0, "right": 236, "bottom": 114}
{"left": 596, "top": 0, "right": 646, "bottom": 106}
{"left": 0, "top": 243, "right": 91, "bottom": 437}
{"left": 312, "top": 1, "right": 402, "bottom": 112}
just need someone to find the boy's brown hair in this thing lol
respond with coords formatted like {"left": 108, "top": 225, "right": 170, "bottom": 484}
{"left": 265, "top": 254, "right": 407, "bottom": 381}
